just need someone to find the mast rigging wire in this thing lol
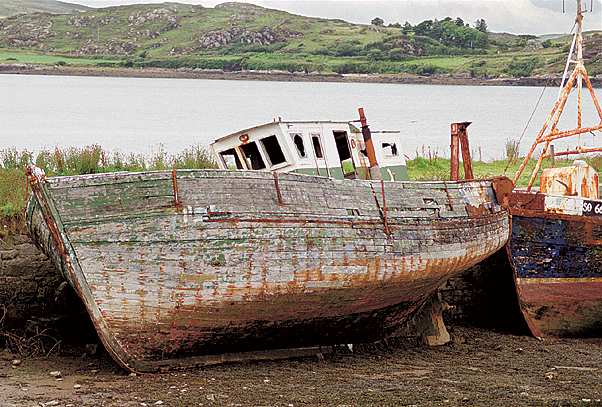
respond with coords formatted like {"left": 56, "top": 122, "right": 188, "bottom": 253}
{"left": 503, "top": 20, "right": 577, "bottom": 174}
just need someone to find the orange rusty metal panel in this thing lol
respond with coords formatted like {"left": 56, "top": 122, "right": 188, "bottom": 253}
{"left": 450, "top": 122, "right": 473, "bottom": 181}
{"left": 540, "top": 164, "right": 599, "bottom": 199}
{"left": 450, "top": 129, "right": 460, "bottom": 182}
{"left": 516, "top": 279, "right": 602, "bottom": 339}
{"left": 491, "top": 177, "right": 514, "bottom": 208}
{"left": 507, "top": 191, "right": 545, "bottom": 212}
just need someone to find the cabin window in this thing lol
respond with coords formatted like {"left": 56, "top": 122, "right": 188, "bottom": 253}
{"left": 334, "top": 131, "right": 351, "bottom": 161}
{"left": 334, "top": 130, "right": 356, "bottom": 178}
{"left": 382, "top": 143, "right": 398, "bottom": 157}
{"left": 312, "top": 135, "right": 323, "bottom": 158}
{"left": 291, "top": 133, "right": 306, "bottom": 158}
{"left": 220, "top": 148, "right": 244, "bottom": 169}
{"left": 260, "top": 135, "right": 286, "bottom": 166}
{"left": 240, "top": 142, "right": 266, "bottom": 170}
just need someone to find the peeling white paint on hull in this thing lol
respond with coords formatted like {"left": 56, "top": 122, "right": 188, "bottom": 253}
{"left": 27, "top": 168, "right": 510, "bottom": 372}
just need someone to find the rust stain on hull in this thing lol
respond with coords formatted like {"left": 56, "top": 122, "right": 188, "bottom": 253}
{"left": 27, "top": 168, "right": 509, "bottom": 372}
{"left": 516, "top": 279, "right": 602, "bottom": 338}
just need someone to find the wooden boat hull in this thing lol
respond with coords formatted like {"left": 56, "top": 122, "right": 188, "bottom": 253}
{"left": 27, "top": 168, "right": 509, "bottom": 372}
{"left": 508, "top": 210, "right": 602, "bottom": 338}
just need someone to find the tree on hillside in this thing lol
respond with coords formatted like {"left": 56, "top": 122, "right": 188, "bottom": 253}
{"left": 431, "top": 19, "right": 443, "bottom": 41}
{"left": 437, "top": 19, "right": 488, "bottom": 49}
{"left": 414, "top": 20, "right": 433, "bottom": 36}
{"left": 409, "top": 17, "right": 489, "bottom": 49}
{"left": 371, "top": 17, "right": 384, "bottom": 26}
{"left": 402, "top": 21, "right": 413, "bottom": 34}
{"left": 474, "top": 18, "right": 488, "bottom": 33}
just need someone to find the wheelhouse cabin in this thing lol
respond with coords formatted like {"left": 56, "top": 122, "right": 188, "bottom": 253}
{"left": 210, "top": 120, "right": 409, "bottom": 181}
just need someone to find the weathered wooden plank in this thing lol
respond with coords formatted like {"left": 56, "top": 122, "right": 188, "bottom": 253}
{"left": 27, "top": 166, "right": 510, "bottom": 373}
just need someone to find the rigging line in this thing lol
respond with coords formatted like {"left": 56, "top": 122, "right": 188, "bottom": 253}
{"left": 503, "top": 20, "right": 578, "bottom": 175}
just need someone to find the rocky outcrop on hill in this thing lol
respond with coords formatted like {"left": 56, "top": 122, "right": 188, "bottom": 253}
{"left": 215, "top": 2, "right": 262, "bottom": 12}
{"left": 127, "top": 7, "right": 180, "bottom": 28}
{"left": 73, "top": 38, "right": 139, "bottom": 55}
{"left": 0, "top": 3, "right": 310, "bottom": 55}
{"left": 0, "top": 17, "right": 53, "bottom": 48}
{"left": 196, "top": 26, "right": 282, "bottom": 49}
{"left": 0, "top": 7, "right": 184, "bottom": 54}
{"left": 67, "top": 14, "right": 95, "bottom": 28}
{"left": 583, "top": 34, "right": 602, "bottom": 69}
{"left": 392, "top": 38, "right": 426, "bottom": 56}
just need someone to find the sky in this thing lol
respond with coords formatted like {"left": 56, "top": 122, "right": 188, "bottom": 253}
{"left": 69, "top": 0, "right": 602, "bottom": 35}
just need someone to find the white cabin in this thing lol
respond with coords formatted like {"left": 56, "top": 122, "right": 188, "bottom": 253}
{"left": 210, "top": 120, "right": 409, "bottom": 181}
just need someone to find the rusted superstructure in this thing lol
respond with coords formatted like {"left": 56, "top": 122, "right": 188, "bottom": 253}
{"left": 499, "top": 0, "right": 602, "bottom": 338}
{"left": 26, "top": 114, "right": 510, "bottom": 373}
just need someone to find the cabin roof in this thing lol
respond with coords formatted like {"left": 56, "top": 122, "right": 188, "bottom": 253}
{"left": 211, "top": 120, "right": 357, "bottom": 146}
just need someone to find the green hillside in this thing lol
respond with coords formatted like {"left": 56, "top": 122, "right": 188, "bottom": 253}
{"left": 0, "top": 1, "right": 600, "bottom": 78}
{"left": 0, "top": 0, "right": 90, "bottom": 18}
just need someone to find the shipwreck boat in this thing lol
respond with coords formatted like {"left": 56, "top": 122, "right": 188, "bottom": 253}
{"left": 27, "top": 109, "right": 510, "bottom": 372}
{"left": 495, "top": 0, "right": 602, "bottom": 338}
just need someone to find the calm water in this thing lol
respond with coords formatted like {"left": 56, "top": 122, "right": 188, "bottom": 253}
{"left": 1, "top": 74, "right": 600, "bottom": 161}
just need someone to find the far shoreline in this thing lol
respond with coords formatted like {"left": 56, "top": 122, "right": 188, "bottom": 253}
{"left": 2, "top": 63, "right": 601, "bottom": 88}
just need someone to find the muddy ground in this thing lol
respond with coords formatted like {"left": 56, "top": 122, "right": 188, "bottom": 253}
{"left": 2, "top": 326, "right": 602, "bottom": 407}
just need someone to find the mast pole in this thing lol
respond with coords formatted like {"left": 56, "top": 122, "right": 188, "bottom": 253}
{"left": 576, "top": 0, "right": 584, "bottom": 145}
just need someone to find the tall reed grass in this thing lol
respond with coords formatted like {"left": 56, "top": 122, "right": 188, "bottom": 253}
{"left": 406, "top": 146, "right": 596, "bottom": 184}
{"left": 0, "top": 168, "right": 27, "bottom": 235}
{"left": 0, "top": 144, "right": 217, "bottom": 234}
{"left": 3, "top": 143, "right": 601, "bottom": 235}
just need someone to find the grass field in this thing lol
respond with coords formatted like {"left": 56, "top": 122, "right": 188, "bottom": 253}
{"left": 405, "top": 155, "right": 578, "bottom": 185}
{"left": 0, "top": 0, "right": 89, "bottom": 18}
{"left": 0, "top": 52, "right": 118, "bottom": 65}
